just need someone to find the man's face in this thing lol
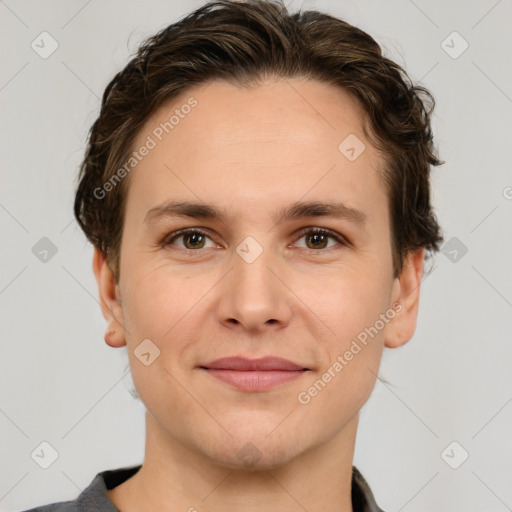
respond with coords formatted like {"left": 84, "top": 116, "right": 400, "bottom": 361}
{"left": 110, "top": 78, "right": 404, "bottom": 469}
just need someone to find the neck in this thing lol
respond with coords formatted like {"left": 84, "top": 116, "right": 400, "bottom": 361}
{"left": 109, "top": 411, "right": 359, "bottom": 512}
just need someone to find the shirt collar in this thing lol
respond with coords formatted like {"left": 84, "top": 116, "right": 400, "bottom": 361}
{"left": 77, "top": 464, "right": 384, "bottom": 512}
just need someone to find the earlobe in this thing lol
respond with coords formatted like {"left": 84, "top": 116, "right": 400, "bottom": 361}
{"left": 384, "top": 248, "right": 425, "bottom": 349}
{"left": 92, "top": 247, "right": 126, "bottom": 348}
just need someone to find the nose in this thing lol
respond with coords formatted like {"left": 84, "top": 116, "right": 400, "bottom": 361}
{"left": 215, "top": 241, "right": 292, "bottom": 333}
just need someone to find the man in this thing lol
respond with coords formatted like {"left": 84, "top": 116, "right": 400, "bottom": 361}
{"left": 25, "top": 0, "right": 443, "bottom": 510}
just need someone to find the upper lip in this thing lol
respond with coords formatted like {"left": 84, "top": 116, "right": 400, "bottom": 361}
{"left": 201, "top": 356, "right": 308, "bottom": 371}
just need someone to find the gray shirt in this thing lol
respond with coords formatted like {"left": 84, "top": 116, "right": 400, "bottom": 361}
{"left": 22, "top": 465, "right": 385, "bottom": 512}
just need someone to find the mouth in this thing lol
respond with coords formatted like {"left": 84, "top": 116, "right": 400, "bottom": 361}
{"left": 199, "top": 356, "right": 310, "bottom": 392}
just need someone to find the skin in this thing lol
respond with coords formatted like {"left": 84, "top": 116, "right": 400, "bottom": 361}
{"left": 93, "top": 77, "right": 424, "bottom": 512}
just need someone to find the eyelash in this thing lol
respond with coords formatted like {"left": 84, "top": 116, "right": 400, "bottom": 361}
{"left": 160, "top": 227, "right": 349, "bottom": 253}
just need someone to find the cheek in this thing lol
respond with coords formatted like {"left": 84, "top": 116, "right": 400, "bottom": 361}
{"left": 123, "top": 260, "right": 188, "bottom": 325}
{"left": 121, "top": 267, "right": 212, "bottom": 371}
{"left": 306, "top": 261, "right": 392, "bottom": 339}
{"left": 296, "top": 276, "right": 391, "bottom": 426}
{"left": 301, "top": 268, "right": 392, "bottom": 408}
{"left": 121, "top": 271, "right": 195, "bottom": 419}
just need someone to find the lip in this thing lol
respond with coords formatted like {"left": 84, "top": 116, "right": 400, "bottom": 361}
{"left": 203, "top": 356, "right": 307, "bottom": 371}
{"left": 200, "top": 356, "right": 309, "bottom": 391}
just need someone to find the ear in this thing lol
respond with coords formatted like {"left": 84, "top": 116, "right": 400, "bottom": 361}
{"left": 92, "top": 247, "right": 126, "bottom": 348}
{"left": 384, "top": 248, "right": 425, "bottom": 349}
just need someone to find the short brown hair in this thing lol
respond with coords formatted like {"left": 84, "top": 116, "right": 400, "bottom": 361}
{"left": 74, "top": 0, "right": 443, "bottom": 282}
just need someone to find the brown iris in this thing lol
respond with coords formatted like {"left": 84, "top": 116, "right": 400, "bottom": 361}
{"left": 305, "top": 232, "right": 328, "bottom": 249}
{"left": 183, "top": 232, "right": 206, "bottom": 249}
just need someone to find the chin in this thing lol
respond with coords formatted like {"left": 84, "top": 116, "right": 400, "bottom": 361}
{"left": 207, "top": 440, "right": 300, "bottom": 472}
{"left": 198, "top": 424, "right": 306, "bottom": 472}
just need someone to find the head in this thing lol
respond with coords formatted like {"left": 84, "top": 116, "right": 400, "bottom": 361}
{"left": 75, "top": 0, "right": 443, "bottom": 469}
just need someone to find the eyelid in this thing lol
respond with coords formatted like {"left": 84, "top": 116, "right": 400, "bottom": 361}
{"left": 160, "top": 227, "right": 218, "bottom": 249}
{"left": 161, "top": 226, "right": 350, "bottom": 251}
{"left": 293, "top": 226, "right": 351, "bottom": 248}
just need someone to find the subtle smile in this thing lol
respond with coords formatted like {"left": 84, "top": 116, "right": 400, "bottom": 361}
{"left": 199, "top": 356, "right": 310, "bottom": 392}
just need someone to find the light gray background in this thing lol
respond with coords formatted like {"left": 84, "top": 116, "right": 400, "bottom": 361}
{"left": 1, "top": 1, "right": 511, "bottom": 511}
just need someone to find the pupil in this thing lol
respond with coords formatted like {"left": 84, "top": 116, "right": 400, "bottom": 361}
{"left": 308, "top": 233, "right": 327, "bottom": 249}
{"left": 186, "top": 233, "right": 204, "bottom": 249}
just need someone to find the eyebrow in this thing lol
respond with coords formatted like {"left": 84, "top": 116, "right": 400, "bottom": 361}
{"left": 144, "top": 200, "right": 367, "bottom": 226}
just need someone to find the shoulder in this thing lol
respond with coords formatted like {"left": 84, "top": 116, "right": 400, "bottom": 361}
{"left": 19, "top": 465, "right": 141, "bottom": 512}
{"left": 352, "top": 465, "right": 386, "bottom": 512}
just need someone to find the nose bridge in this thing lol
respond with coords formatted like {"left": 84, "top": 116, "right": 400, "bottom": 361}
{"left": 242, "top": 246, "right": 272, "bottom": 281}
{"left": 218, "top": 233, "right": 291, "bottom": 329}
{"left": 233, "top": 235, "right": 279, "bottom": 303}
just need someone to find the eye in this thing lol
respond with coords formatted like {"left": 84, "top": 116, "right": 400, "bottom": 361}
{"left": 292, "top": 227, "right": 349, "bottom": 251}
{"left": 161, "top": 227, "right": 349, "bottom": 253}
{"left": 161, "top": 228, "right": 217, "bottom": 251}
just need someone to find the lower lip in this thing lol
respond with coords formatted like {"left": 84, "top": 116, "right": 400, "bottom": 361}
{"left": 203, "top": 369, "right": 306, "bottom": 391}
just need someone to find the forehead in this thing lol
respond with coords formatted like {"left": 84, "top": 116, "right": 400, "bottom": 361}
{"left": 126, "top": 78, "right": 386, "bottom": 222}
